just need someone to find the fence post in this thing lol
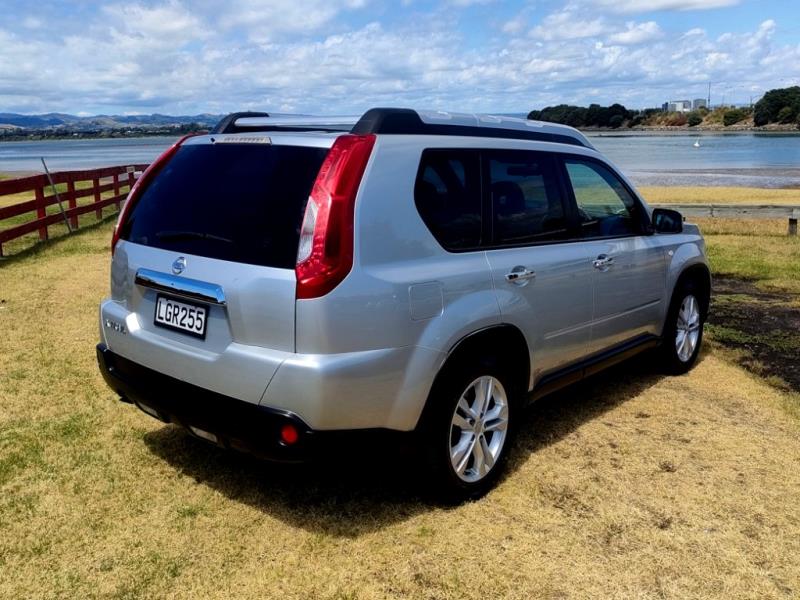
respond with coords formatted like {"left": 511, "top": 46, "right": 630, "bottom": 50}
{"left": 67, "top": 180, "right": 78, "bottom": 230}
{"left": 790, "top": 218, "right": 798, "bottom": 237}
{"left": 35, "top": 185, "right": 48, "bottom": 241}
{"left": 93, "top": 177, "right": 102, "bottom": 220}
{"left": 113, "top": 173, "right": 121, "bottom": 209}
{"left": 127, "top": 167, "right": 135, "bottom": 197}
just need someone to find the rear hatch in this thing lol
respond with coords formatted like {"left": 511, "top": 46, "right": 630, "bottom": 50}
{"left": 108, "top": 135, "right": 330, "bottom": 397}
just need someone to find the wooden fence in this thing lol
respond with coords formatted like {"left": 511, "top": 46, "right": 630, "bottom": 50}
{"left": 0, "top": 164, "right": 147, "bottom": 256}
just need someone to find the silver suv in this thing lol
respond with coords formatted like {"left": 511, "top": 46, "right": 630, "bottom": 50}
{"left": 97, "top": 108, "right": 710, "bottom": 500}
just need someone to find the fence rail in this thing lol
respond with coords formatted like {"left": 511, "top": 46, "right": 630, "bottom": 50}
{"left": 0, "top": 164, "right": 147, "bottom": 256}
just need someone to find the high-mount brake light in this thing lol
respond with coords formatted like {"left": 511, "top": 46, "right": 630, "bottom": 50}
{"left": 295, "top": 134, "right": 375, "bottom": 299}
{"left": 111, "top": 133, "right": 197, "bottom": 255}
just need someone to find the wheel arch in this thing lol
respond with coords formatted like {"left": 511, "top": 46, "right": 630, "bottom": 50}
{"left": 673, "top": 263, "right": 712, "bottom": 318}
{"left": 415, "top": 324, "right": 530, "bottom": 430}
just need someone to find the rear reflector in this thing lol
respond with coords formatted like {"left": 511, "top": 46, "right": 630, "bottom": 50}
{"left": 280, "top": 423, "right": 299, "bottom": 445}
{"left": 189, "top": 426, "right": 218, "bottom": 444}
{"left": 136, "top": 402, "right": 164, "bottom": 421}
{"left": 295, "top": 134, "right": 375, "bottom": 299}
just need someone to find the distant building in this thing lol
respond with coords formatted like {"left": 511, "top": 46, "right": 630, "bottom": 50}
{"left": 692, "top": 98, "right": 707, "bottom": 110}
{"left": 662, "top": 102, "right": 669, "bottom": 112}
{"left": 667, "top": 100, "right": 692, "bottom": 113}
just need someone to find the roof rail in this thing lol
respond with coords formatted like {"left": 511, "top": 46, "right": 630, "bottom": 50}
{"left": 352, "top": 108, "right": 592, "bottom": 148}
{"left": 213, "top": 114, "right": 358, "bottom": 134}
{"left": 235, "top": 115, "right": 359, "bottom": 132}
{"left": 212, "top": 108, "right": 593, "bottom": 148}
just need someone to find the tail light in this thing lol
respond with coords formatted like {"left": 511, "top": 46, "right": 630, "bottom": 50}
{"left": 111, "top": 133, "right": 197, "bottom": 255}
{"left": 295, "top": 134, "right": 376, "bottom": 299}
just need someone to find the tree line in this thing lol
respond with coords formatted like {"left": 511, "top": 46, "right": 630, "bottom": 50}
{"left": 527, "top": 103, "right": 635, "bottom": 129}
{"left": 527, "top": 86, "right": 800, "bottom": 129}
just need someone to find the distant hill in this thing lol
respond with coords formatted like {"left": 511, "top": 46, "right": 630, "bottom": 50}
{"left": 0, "top": 112, "right": 223, "bottom": 130}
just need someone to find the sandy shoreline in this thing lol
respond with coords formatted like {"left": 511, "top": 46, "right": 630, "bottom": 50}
{"left": 586, "top": 127, "right": 800, "bottom": 136}
{"left": 0, "top": 170, "right": 38, "bottom": 177}
{"left": 627, "top": 168, "right": 800, "bottom": 189}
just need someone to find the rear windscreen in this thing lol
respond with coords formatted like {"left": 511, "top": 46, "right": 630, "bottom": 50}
{"left": 121, "top": 143, "right": 328, "bottom": 268}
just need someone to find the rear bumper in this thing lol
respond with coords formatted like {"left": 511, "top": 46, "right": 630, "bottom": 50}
{"left": 96, "top": 344, "right": 411, "bottom": 462}
{"left": 98, "top": 343, "right": 314, "bottom": 461}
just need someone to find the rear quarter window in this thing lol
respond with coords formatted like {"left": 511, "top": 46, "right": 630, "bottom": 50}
{"left": 121, "top": 143, "right": 328, "bottom": 269}
{"left": 414, "top": 150, "right": 482, "bottom": 250}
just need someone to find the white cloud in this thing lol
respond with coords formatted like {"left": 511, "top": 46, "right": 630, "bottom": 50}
{"left": 592, "top": 0, "right": 740, "bottom": 13}
{"left": 220, "top": 0, "right": 370, "bottom": 40}
{"left": 502, "top": 17, "right": 526, "bottom": 34}
{"left": 530, "top": 9, "right": 609, "bottom": 41}
{"left": 501, "top": 6, "right": 535, "bottom": 35}
{"left": 608, "top": 21, "right": 663, "bottom": 45}
{"left": 22, "top": 17, "right": 42, "bottom": 29}
{"left": 102, "top": 1, "right": 204, "bottom": 43}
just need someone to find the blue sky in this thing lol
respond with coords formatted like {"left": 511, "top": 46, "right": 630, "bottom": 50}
{"left": 1, "top": 0, "right": 799, "bottom": 115}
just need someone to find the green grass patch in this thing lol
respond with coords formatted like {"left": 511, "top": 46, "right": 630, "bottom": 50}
{"left": 0, "top": 429, "right": 46, "bottom": 487}
{"left": 707, "top": 323, "right": 800, "bottom": 353}
{"left": 705, "top": 231, "right": 800, "bottom": 293}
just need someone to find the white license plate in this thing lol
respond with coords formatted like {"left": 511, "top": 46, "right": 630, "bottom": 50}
{"left": 154, "top": 294, "right": 207, "bottom": 338}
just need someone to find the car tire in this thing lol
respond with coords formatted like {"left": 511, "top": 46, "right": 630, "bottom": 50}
{"left": 419, "top": 355, "right": 519, "bottom": 503}
{"left": 660, "top": 278, "right": 707, "bottom": 374}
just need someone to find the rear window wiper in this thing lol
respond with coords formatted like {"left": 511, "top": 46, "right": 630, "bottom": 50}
{"left": 155, "top": 230, "right": 234, "bottom": 244}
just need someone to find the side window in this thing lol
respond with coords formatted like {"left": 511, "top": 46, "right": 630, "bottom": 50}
{"left": 488, "top": 152, "right": 567, "bottom": 245}
{"left": 564, "top": 158, "right": 644, "bottom": 238}
{"left": 415, "top": 150, "right": 481, "bottom": 250}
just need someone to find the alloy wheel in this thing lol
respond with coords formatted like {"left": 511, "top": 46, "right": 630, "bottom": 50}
{"left": 676, "top": 294, "right": 701, "bottom": 363}
{"left": 449, "top": 376, "right": 509, "bottom": 483}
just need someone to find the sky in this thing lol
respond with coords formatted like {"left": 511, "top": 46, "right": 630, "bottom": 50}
{"left": 1, "top": 0, "right": 799, "bottom": 116}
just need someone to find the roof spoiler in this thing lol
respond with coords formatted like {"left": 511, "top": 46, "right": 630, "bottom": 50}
{"left": 211, "top": 111, "right": 271, "bottom": 134}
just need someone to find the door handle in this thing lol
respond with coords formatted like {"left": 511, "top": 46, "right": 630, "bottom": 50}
{"left": 593, "top": 255, "right": 615, "bottom": 270}
{"left": 505, "top": 266, "right": 536, "bottom": 284}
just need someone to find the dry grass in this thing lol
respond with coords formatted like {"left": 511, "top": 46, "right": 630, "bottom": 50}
{"left": 1, "top": 221, "right": 800, "bottom": 598}
{"left": 640, "top": 186, "right": 800, "bottom": 205}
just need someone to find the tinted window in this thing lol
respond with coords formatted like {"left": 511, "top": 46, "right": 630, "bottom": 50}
{"left": 415, "top": 150, "right": 481, "bottom": 250}
{"left": 488, "top": 152, "right": 567, "bottom": 245}
{"left": 122, "top": 143, "right": 327, "bottom": 268}
{"left": 564, "top": 158, "right": 643, "bottom": 238}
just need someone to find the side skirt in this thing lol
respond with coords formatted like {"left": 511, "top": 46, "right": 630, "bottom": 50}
{"left": 530, "top": 334, "right": 660, "bottom": 402}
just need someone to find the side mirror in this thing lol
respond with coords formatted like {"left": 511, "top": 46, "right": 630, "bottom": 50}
{"left": 652, "top": 208, "right": 683, "bottom": 234}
